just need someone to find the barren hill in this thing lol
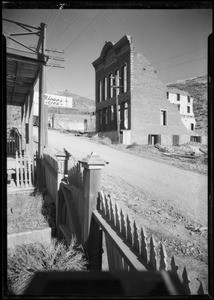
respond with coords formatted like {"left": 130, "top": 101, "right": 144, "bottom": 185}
{"left": 56, "top": 90, "right": 95, "bottom": 114}
{"left": 167, "top": 76, "right": 207, "bottom": 135}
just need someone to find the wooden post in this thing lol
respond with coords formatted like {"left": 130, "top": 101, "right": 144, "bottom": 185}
{"left": 81, "top": 152, "right": 105, "bottom": 269}
{"left": 21, "top": 104, "right": 26, "bottom": 153}
{"left": 38, "top": 22, "right": 46, "bottom": 157}
{"left": 56, "top": 152, "right": 70, "bottom": 233}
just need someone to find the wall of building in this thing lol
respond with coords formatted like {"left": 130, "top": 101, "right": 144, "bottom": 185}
{"left": 48, "top": 113, "right": 95, "bottom": 132}
{"left": 130, "top": 50, "right": 192, "bottom": 145}
{"left": 167, "top": 90, "right": 196, "bottom": 131}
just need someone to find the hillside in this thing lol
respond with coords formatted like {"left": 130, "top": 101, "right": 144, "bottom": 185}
{"left": 56, "top": 90, "right": 95, "bottom": 114}
{"left": 7, "top": 91, "right": 95, "bottom": 130}
{"left": 167, "top": 76, "right": 207, "bottom": 136}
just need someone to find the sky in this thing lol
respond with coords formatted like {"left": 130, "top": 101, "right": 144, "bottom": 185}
{"left": 2, "top": 7, "right": 212, "bottom": 99}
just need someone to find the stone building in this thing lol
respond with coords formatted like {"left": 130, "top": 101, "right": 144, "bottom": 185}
{"left": 92, "top": 35, "right": 195, "bottom": 146}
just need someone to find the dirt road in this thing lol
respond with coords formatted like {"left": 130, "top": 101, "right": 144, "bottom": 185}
{"left": 47, "top": 129, "right": 207, "bottom": 226}
{"left": 44, "top": 129, "right": 208, "bottom": 293}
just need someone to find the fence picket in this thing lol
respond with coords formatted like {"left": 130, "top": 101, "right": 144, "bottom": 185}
{"left": 109, "top": 196, "right": 115, "bottom": 226}
{"left": 99, "top": 191, "right": 105, "bottom": 214}
{"left": 170, "top": 255, "right": 179, "bottom": 275}
{"left": 115, "top": 203, "right": 120, "bottom": 232}
{"left": 19, "top": 152, "right": 23, "bottom": 187}
{"left": 23, "top": 153, "right": 28, "bottom": 188}
{"left": 140, "top": 226, "right": 148, "bottom": 263}
{"left": 149, "top": 235, "right": 157, "bottom": 271}
{"left": 28, "top": 153, "right": 32, "bottom": 186}
{"left": 159, "top": 242, "right": 167, "bottom": 271}
{"left": 15, "top": 151, "right": 20, "bottom": 188}
{"left": 182, "top": 267, "right": 191, "bottom": 295}
{"left": 197, "top": 280, "right": 204, "bottom": 295}
{"left": 120, "top": 208, "right": 126, "bottom": 238}
{"left": 105, "top": 194, "right": 110, "bottom": 220}
{"left": 126, "top": 214, "right": 132, "bottom": 246}
{"left": 105, "top": 233, "right": 115, "bottom": 271}
{"left": 133, "top": 221, "right": 140, "bottom": 253}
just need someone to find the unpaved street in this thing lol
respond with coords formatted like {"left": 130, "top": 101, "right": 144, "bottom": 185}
{"left": 43, "top": 129, "right": 208, "bottom": 293}
{"left": 46, "top": 129, "right": 207, "bottom": 226}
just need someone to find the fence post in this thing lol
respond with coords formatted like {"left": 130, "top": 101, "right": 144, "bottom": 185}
{"left": 55, "top": 151, "right": 71, "bottom": 235}
{"left": 81, "top": 152, "right": 106, "bottom": 243}
{"left": 81, "top": 152, "right": 106, "bottom": 269}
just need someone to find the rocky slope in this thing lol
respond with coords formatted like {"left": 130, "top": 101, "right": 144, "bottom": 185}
{"left": 56, "top": 90, "right": 95, "bottom": 114}
{"left": 167, "top": 75, "right": 208, "bottom": 135}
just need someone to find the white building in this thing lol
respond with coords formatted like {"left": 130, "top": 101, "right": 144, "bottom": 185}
{"left": 33, "top": 91, "right": 73, "bottom": 116}
{"left": 166, "top": 88, "right": 196, "bottom": 132}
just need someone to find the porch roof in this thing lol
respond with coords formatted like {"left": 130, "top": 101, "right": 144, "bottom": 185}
{"left": 6, "top": 47, "right": 48, "bottom": 107}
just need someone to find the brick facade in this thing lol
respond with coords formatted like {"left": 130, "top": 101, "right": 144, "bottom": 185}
{"left": 92, "top": 35, "right": 193, "bottom": 145}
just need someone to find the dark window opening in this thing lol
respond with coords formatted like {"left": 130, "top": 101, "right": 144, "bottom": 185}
{"left": 190, "top": 136, "right": 201, "bottom": 143}
{"left": 177, "top": 94, "right": 180, "bottom": 101}
{"left": 161, "top": 110, "right": 167, "bottom": 126}
{"left": 173, "top": 135, "right": 180, "bottom": 146}
{"left": 148, "top": 134, "right": 161, "bottom": 145}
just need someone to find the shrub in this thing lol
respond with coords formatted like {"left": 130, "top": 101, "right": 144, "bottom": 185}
{"left": 126, "top": 142, "right": 138, "bottom": 149}
{"left": 7, "top": 238, "right": 87, "bottom": 295}
{"left": 100, "top": 136, "right": 112, "bottom": 145}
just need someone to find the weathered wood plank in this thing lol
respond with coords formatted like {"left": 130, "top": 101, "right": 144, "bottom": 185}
{"left": 59, "top": 224, "right": 73, "bottom": 243}
{"left": 120, "top": 209, "right": 126, "bottom": 238}
{"left": 109, "top": 196, "right": 115, "bottom": 226}
{"left": 159, "top": 243, "right": 167, "bottom": 271}
{"left": 140, "top": 226, "right": 148, "bottom": 263}
{"left": 27, "top": 153, "right": 32, "bottom": 186}
{"left": 61, "top": 184, "right": 81, "bottom": 243}
{"left": 149, "top": 235, "right": 157, "bottom": 271}
{"left": 133, "top": 221, "right": 140, "bottom": 254}
{"left": 126, "top": 214, "right": 132, "bottom": 246}
{"left": 19, "top": 152, "right": 24, "bottom": 187}
{"left": 15, "top": 151, "right": 20, "bottom": 187}
{"left": 182, "top": 267, "right": 191, "bottom": 295}
{"left": 93, "top": 210, "right": 147, "bottom": 271}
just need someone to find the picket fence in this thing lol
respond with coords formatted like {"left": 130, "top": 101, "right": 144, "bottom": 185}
{"left": 95, "top": 190, "right": 205, "bottom": 295}
{"left": 38, "top": 150, "right": 206, "bottom": 296}
{"left": 14, "top": 150, "right": 34, "bottom": 188}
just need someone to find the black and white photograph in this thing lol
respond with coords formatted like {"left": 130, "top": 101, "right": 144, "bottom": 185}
{"left": 2, "top": 1, "right": 213, "bottom": 298}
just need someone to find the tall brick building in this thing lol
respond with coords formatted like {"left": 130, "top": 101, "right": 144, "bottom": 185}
{"left": 92, "top": 35, "right": 194, "bottom": 145}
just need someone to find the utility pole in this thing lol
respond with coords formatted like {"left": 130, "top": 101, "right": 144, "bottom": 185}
{"left": 38, "top": 22, "right": 46, "bottom": 157}
{"left": 111, "top": 74, "right": 121, "bottom": 143}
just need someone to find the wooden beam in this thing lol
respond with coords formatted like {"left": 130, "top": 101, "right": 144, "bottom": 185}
{"left": 11, "top": 61, "right": 20, "bottom": 105}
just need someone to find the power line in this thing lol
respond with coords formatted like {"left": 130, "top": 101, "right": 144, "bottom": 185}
{"left": 65, "top": 10, "right": 121, "bottom": 60}
{"left": 64, "top": 11, "right": 108, "bottom": 52}
{"left": 148, "top": 47, "right": 207, "bottom": 66}
{"left": 157, "top": 56, "right": 207, "bottom": 71}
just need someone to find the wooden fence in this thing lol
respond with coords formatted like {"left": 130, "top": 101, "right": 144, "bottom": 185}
{"left": 94, "top": 191, "right": 205, "bottom": 295}
{"left": 40, "top": 150, "right": 205, "bottom": 296}
{"left": 14, "top": 150, "right": 34, "bottom": 188}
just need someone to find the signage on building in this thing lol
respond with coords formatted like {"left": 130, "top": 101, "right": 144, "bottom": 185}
{"left": 33, "top": 91, "right": 73, "bottom": 116}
